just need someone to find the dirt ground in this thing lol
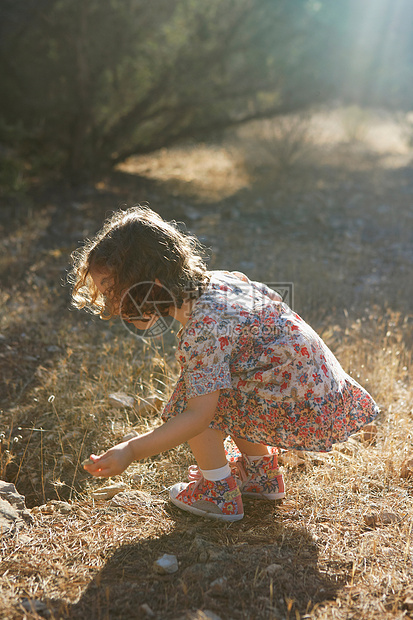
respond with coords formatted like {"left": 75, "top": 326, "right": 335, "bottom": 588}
{"left": 1, "top": 109, "right": 413, "bottom": 619}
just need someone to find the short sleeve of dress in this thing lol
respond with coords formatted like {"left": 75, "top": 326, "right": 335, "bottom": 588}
{"left": 178, "top": 324, "right": 233, "bottom": 399}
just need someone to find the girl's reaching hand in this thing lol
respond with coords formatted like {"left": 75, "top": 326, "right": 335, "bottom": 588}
{"left": 82, "top": 390, "right": 220, "bottom": 478}
{"left": 83, "top": 441, "right": 134, "bottom": 477}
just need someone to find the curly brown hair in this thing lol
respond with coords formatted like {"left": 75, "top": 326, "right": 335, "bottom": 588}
{"left": 68, "top": 206, "right": 209, "bottom": 319}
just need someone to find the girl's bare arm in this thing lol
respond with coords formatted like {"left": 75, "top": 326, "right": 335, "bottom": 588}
{"left": 83, "top": 390, "right": 220, "bottom": 477}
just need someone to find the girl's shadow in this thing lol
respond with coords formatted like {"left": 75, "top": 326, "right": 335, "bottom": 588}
{"left": 54, "top": 501, "right": 344, "bottom": 619}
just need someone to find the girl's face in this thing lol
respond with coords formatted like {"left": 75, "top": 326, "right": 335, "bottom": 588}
{"left": 89, "top": 267, "right": 158, "bottom": 330}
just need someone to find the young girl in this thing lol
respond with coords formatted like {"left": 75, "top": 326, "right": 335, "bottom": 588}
{"left": 70, "top": 206, "right": 379, "bottom": 522}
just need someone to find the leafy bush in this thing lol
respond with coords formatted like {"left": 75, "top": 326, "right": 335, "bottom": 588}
{"left": 0, "top": 0, "right": 338, "bottom": 180}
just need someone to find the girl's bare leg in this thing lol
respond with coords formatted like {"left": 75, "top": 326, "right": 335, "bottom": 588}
{"left": 232, "top": 436, "right": 270, "bottom": 457}
{"left": 188, "top": 427, "right": 227, "bottom": 470}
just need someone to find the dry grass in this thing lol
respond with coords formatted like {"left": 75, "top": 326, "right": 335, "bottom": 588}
{"left": 1, "top": 107, "right": 413, "bottom": 619}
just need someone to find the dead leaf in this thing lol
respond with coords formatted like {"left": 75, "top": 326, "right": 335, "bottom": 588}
{"left": 363, "top": 512, "right": 377, "bottom": 527}
{"left": 278, "top": 450, "right": 306, "bottom": 469}
{"left": 136, "top": 395, "right": 163, "bottom": 413}
{"left": 363, "top": 510, "right": 401, "bottom": 527}
{"left": 355, "top": 423, "right": 378, "bottom": 444}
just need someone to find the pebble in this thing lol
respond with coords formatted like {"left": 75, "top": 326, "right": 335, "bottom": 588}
{"left": 51, "top": 500, "right": 72, "bottom": 514}
{"left": 46, "top": 345, "right": 61, "bottom": 353}
{"left": 91, "top": 483, "right": 127, "bottom": 500}
{"left": 20, "top": 598, "right": 49, "bottom": 615}
{"left": 35, "top": 501, "right": 72, "bottom": 515}
{"left": 108, "top": 392, "right": 135, "bottom": 409}
{"left": 0, "top": 482, "right": 33, "bottom": 532}
{"left": 139, "top": 603, "right": 155, "bottom": 617}
{"left": 153, "top": 553, "right": 179, "bottom": 574}
{"left": 209, "top": 576, "right": 227, "bottom": 594}
{"left": 265, "top": 563, "right": 283, "bottom": 575}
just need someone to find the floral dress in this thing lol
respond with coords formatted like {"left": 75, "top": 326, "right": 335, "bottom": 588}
{"left": 162, "top": 271, "right": 379, "bottom": 452}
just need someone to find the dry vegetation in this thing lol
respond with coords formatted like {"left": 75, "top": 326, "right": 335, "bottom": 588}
{"left": 1, "top": 107, "right": 413, "bottom": 619}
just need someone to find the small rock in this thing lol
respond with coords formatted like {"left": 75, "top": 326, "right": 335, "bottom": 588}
{"left": 378, "top": 511, "right": 400, "bottom": 525}
{"left": 24, "top": 355, "right": 38, "bottom": 362}
{"left": 35, "top": 503, "right": 54, "bottom": 515}
{"left": 20, "top": 598, "right": 49, "bottom": 615}
{"left": 35, "top": 501, "right": 72, "bottom": 515}
{"left": 400, "top": 457, "right": 413, "bottom": 479}
{"left": 46, "top": 345, "right": 61, "bottom": 353}
{"left": 139, "top": 603, "right": 155, "bottom": 617}
{"left": 0, "top": 498, "right": 21, "bottom": 534}
{"left": 209, "top": 576, "right": 227, "bottom": 594}
{"left": 0, "top": 482, "right": 31, "bottom": 516}
{"left": 0, "top": 481, "right": 33, "bottom": 535}
{"left": 108, "top": 392, "right": 135, "bottom": 409}
{"left": 153, "top": 553, "right": 179, "bottom": 574}
{"left": 363, "top": 512, "right": 378, "bottom": 527}
{"left": 198, "top": 549, "right": 209, "bottom": 563}
{"left": 265, "top": 563, "right": 283, "bottom": 575}
{"left": 50, "top": 500, "right": 72, "bottom": 514}
{"left": 91, "top": 483, "right": 127, "bottom": 500}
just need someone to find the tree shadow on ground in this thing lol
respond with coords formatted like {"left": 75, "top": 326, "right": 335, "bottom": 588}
{"left": 54, "top": 501, "right": 344, "bottom": 620}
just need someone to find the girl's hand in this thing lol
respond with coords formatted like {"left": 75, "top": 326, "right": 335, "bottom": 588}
{"left": 83, "top": 390, "right": 220, "bottom": 477}
{"left": 83, "top": 441, "right": 134, "bottom": 478}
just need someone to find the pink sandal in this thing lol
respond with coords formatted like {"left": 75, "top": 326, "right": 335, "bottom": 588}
{"left": 231, "top": 453, "right": 285, "bottom": 500}
{"left": 169, "top": 465, "right": 244, "bottom": 521}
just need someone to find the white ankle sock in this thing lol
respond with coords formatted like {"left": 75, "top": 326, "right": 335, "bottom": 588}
{"left": 201, "top": 463, "right": 231, "bottom": 481}
{"left": 246, "top": 454, "right": 269, "bottom": 461}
